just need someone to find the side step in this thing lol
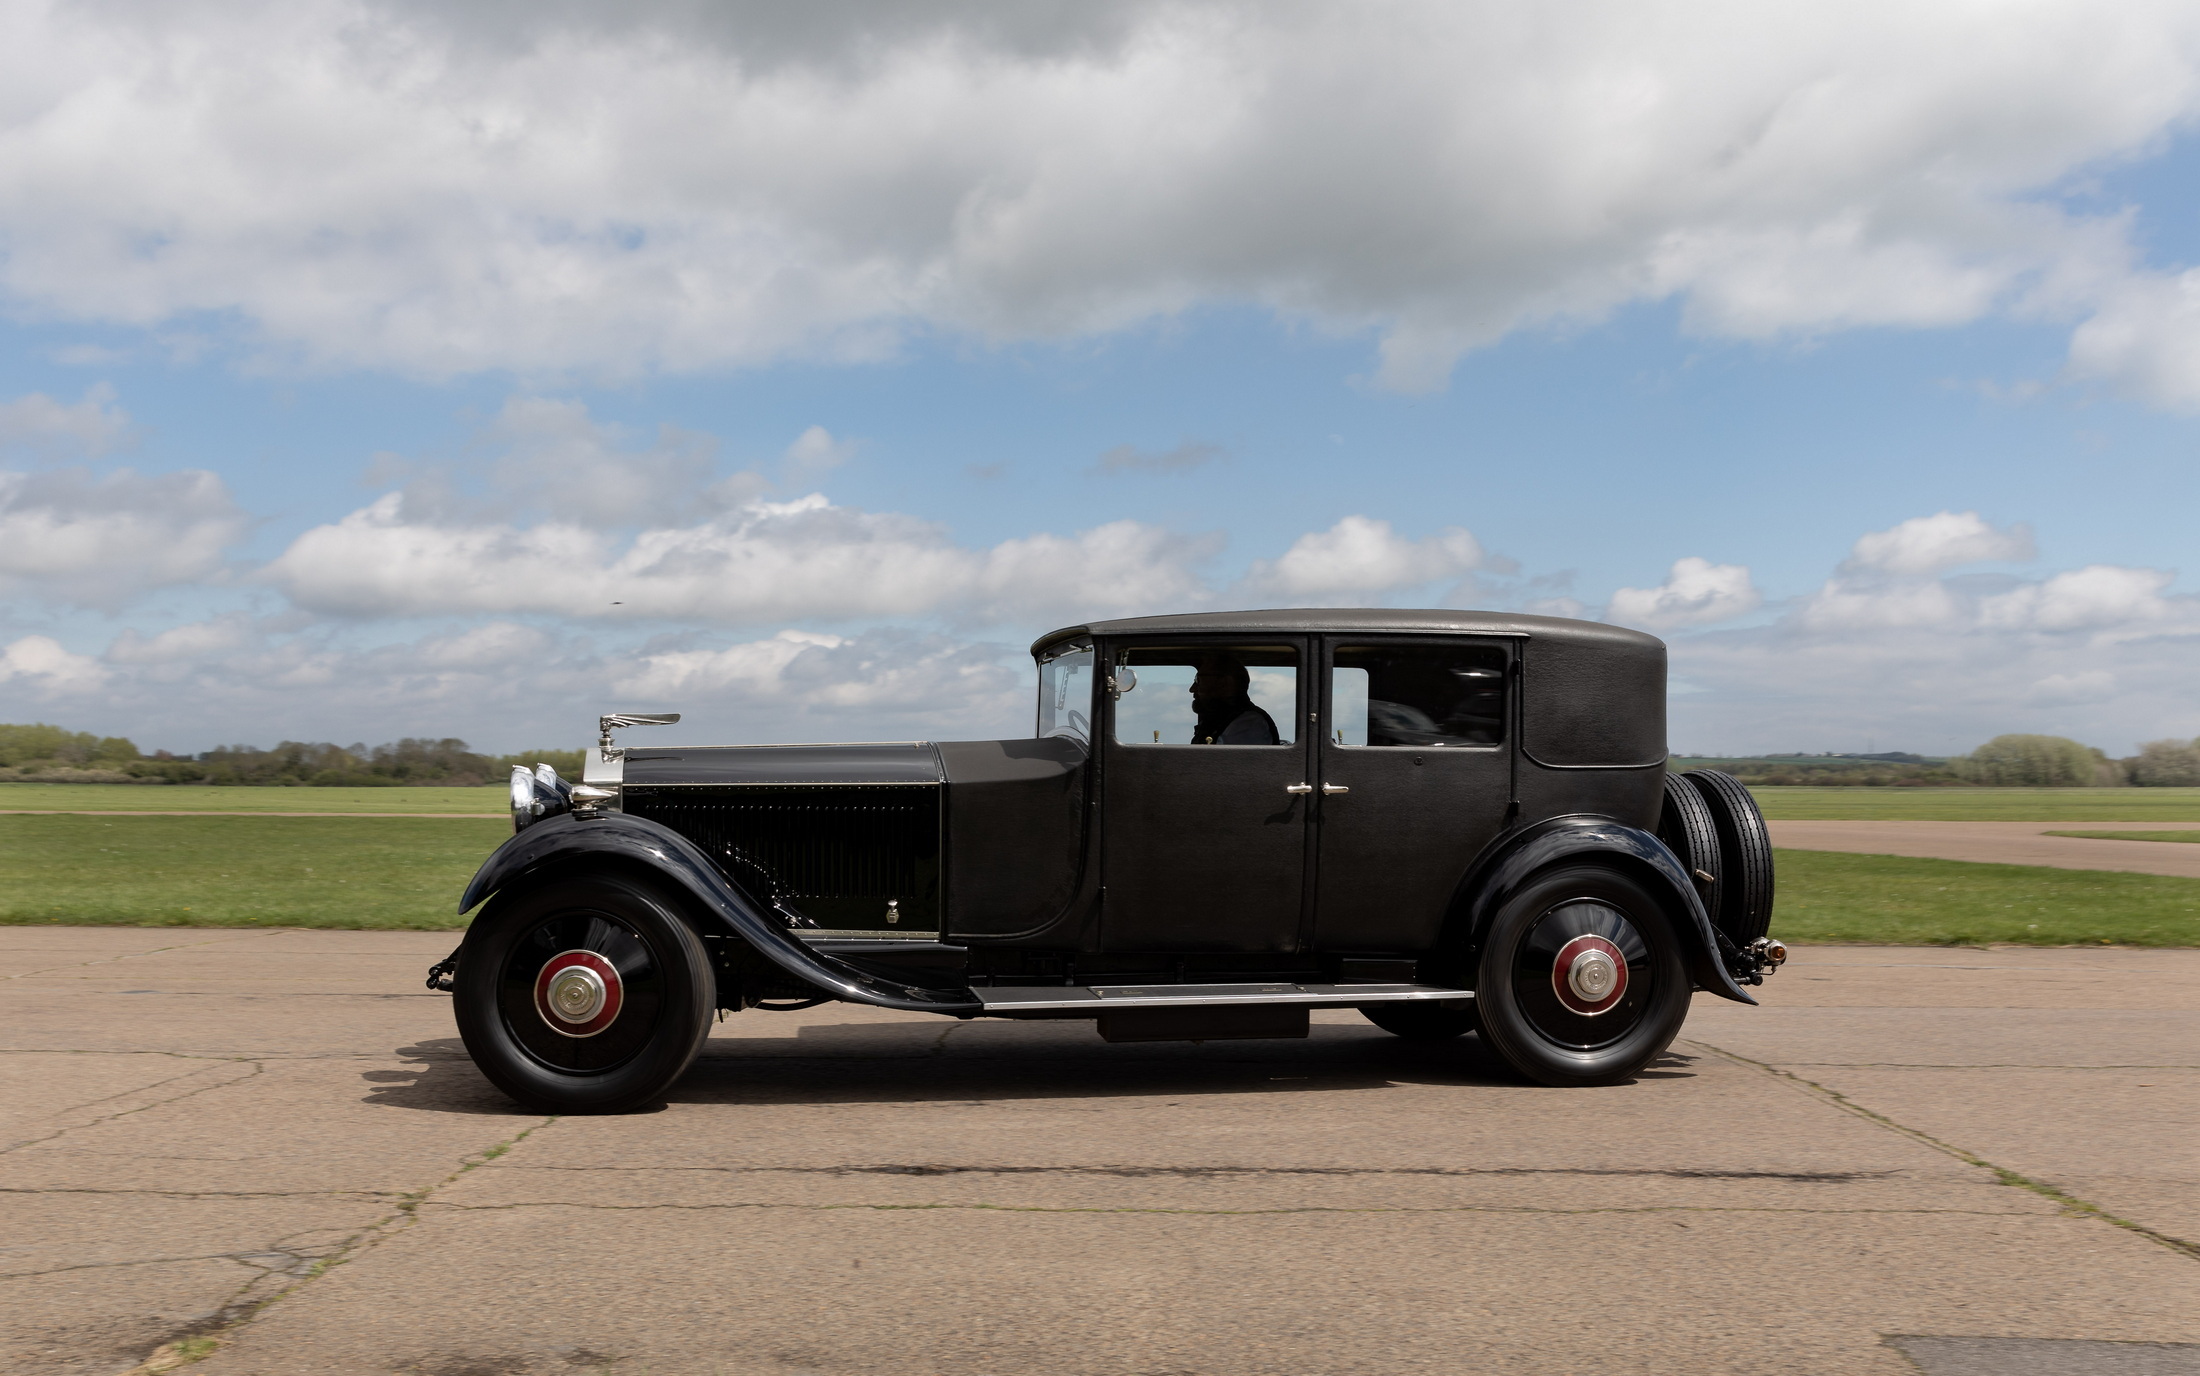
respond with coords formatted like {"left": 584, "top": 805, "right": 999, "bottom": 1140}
{"left": 973, "top": 981, "right": 1470, "bottom": 1015}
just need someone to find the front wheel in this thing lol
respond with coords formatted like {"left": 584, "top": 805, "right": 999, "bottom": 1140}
{"left": 1474, "top": 864, "right": 1689, "bottom": 1087}
{"left": 454, "top": 871, "right": 715, "bottom": 1113}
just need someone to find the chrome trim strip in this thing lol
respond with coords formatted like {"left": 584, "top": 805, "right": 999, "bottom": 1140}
{"left": 973, "top": 982, "right": 1470, "bottom": 1012}
{"left": 619, "top": 780, "right": 941, "bottom": 788}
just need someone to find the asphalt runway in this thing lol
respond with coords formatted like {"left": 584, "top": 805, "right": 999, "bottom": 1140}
{"left": 1769, "top": 821, "right": 2200, "bottom": 878}
{"left": 3, "top": 928, "right": 2196, "bottom": 1375}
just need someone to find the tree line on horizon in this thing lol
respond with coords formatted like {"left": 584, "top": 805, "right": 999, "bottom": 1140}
{"left": 0, "top": 723, "right": 583, "bottom": 786}
{"left": 4, "top": 721, "right": 2198, "bottom": 788}
{"left": 1674, "top": 733, "right": 2200, "bottom": 788}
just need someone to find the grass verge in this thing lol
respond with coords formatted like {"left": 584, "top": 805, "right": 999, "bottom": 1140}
{"left": 1771, "top": 849, "right": 2200, "bottom": 947}
{"left": 0, "top": 782, "right": 505, "bottom": 814}
{"left": 1747, "top": 786, "right": 2200, "bottom": 821}
{"left": 2045, "top": 830, "right": 2200, "bottom": 844}
{"left": 9, "top": 816, "right": 2197, "bottom": 946}
{"left": 0, "top": 815, "right": 507, "bottom": 929}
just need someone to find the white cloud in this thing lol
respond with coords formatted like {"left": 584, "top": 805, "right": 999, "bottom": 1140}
{"left": 0, "top": 466, "right": 249, "bottom": 609}
{"left": 0, "top": 634, "right": 109, "bottom": 695}
{"left": 1239, "top": 516, "right": 1481, "bottom": 601}
{"left": 1844, "top": 510, "right": 2033, "bottom": 575}
{"left": 2065, "top": 268, "right": 2200, "bottom": 410}
{"left": 779, "top": 426, "right": 856, "bottom": 485}
{"left": 1980, "top": 564, "right": 2178, "bottom": 632}
{"left": 261, "top": 489, "right": 1224, "bottom": 626}
{"left": 1607, "top": 557, "right": 1760, "bottom": 629}
{"left": 1664, "top": 515, "right": 2200, "bottom": 753}
{"left": 3, "top": 4, "right": 2199, "bottom": 390}
{"left": 0, "top": 385, "right": 131, "bottom": 459}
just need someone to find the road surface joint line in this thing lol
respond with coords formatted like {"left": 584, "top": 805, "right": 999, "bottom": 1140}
{"left": 117, "top": 1115, "right": 558, "bottom": 1375}
{"left": 1684, "top": 1037, "right": 2200, "bottom": 1263}
{"left": 3, "top": 929, "right": 274, "bottom": 982}
{"left": 1, "top": 1059, "right": 263, "bottom": 1155}
{"left": 414, "top": 1198, "right": 2041, "bottom": 1220}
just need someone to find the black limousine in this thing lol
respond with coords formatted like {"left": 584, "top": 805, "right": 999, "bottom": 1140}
{"left": 434, "top": 609, "right": 1784, "bottom": 1112}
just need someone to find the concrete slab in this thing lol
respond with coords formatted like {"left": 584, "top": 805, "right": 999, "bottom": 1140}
{"left": 0, "top": 931, "right": 2194, "bottom": 1376}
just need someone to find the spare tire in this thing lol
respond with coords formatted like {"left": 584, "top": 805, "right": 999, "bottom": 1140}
{"left": 1684, "top": 769, "right": 1776, "bottom": 946}
{"left": 1656, "top": 771, "right": 1723, "bottom": 925}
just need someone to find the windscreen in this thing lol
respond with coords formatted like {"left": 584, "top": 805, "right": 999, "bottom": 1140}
{"left": 1036, "top": 641, "right": 1095, "bottom": 744}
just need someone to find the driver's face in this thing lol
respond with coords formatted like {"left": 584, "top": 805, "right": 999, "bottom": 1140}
{"left": 1190, "top": 668, "right": 1238, "bottom": 704}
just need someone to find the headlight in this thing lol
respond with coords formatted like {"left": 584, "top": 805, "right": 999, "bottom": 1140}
{"left": 510, "top": 763, "right": 575, "bottom": 833}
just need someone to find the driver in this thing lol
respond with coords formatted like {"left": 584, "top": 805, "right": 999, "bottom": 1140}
{"left": 1190, "top": 655, "right": 1280, "bottom": 745}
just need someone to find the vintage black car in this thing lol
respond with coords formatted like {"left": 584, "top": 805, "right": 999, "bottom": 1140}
{"left": 434, "top": 609, "right": 1785, "bottom": 1112}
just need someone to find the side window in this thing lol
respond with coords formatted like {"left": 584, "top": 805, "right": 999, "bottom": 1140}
{"left": 1330, "top": 642, "right": 1507, "bottom": 747}
{"left": 1112, "top": 644, "right": 1297, "bottom": 746}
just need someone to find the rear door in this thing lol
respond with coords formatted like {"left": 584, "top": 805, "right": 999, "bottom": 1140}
{"left": 1099, "top": 638, "right": 1313, "bottom": 953}
{"left": 1312, "top": 636, "right": 1515, "bottom": 953}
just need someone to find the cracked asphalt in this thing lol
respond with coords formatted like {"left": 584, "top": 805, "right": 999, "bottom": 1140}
{"left": 2, "top": 929, "right": 2196, "bottom": 1375}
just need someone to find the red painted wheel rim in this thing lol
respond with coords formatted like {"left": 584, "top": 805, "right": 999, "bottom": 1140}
{"left": 1551, "top": 934, "right": 1627, "bottom": 1016}
{"left": 533, "top": 949, "right": 623, "bottom": 1038}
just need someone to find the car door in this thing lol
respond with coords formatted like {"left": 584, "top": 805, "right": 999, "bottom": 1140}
{"left": 1312, "top": 636, "right": 1515, "bottom": 953}
{"left": 1099, "top": 637, "right": 1313, "bottom": 953}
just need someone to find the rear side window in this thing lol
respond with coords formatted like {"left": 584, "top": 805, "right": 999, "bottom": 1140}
{"left": 1330, "top": 642, "right": 1507, "bottom": 747}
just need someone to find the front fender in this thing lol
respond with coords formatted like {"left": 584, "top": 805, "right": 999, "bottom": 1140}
{"left": 458, "top": 811, "right": 981, "bottom": 1016}
{"left": 1462, "top": 816, "right": 1756, "bottom": 1005}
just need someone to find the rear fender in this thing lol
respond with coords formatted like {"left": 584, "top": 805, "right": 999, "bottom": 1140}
{"left": 457, "top": 811, "right": 981, "bottom": 1015}
{"left": 1460, "top": 816, "right": 1756, "bottom": 1005}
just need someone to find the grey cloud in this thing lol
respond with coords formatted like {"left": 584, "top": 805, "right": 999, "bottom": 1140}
{"left": 0, "top": 385, "right": 132, "bottom": 460}
{"left": 5, "top": 4, "right": 2200, "bottom": 392}
{"left": 1090, "top": 442, "right": 1222, "bottom": 476}
{"left": 0, "top": 466, "right": 249, "bottom": 610}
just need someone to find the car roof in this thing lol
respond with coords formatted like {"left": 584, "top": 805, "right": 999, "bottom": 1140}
{"left": 1030, "top": 608, "right": 1662, "bottom": 658}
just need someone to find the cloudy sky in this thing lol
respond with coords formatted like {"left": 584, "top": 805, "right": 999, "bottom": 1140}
{"left": 4, "top": 0, "right": 2200, "bottom": 757}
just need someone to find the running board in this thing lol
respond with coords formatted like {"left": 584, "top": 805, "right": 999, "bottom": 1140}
{"left": 973, "top": 981, "right": 1471, "bottom": 1015}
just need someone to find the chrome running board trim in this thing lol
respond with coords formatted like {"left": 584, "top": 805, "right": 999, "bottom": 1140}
{"left": 973, "top": 981, "right": 1470, "bottom": 1014}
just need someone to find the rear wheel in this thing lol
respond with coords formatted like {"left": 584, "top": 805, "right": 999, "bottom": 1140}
{"left": 1474, "top": 863, "right": 1690, "bottom": 1087}
{"left": 1360, "top": 1001, "right": 1481, "bottom": 1040}
{"left": 454, "top": 872, "right": 714, "bottom": 1114}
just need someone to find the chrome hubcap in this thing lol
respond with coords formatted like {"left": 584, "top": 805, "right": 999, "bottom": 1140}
{"left": 533, "top": 950, "right": 623, "bottom": 1038}
{"left": 548, "top": 966, "right": 607, "bottom": 1023}
{"left": 1551, "top": 933, "right": 1628, "bottom": 1016}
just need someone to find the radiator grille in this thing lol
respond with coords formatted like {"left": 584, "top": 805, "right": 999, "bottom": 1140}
{"left": 622, "top": 784, "right": 940, "bottom": 929}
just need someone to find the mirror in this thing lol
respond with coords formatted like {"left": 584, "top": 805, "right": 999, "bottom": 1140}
{"left": 1109, "top": 668, "right": 1138, "bottom": 697}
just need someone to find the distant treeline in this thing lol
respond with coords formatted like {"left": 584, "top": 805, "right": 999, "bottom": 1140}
{"left": 1678, "top": 734, "right": 2200, "bottom": 788}
{"left": 0, "top": 723, "right": 583, "bottom": 786}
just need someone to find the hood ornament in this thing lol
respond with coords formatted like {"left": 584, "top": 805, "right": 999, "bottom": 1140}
{"left": 598, "top": 711, "right": 680, "bottom": 763}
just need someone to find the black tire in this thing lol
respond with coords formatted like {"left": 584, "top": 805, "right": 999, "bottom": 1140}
{"left": 454, "top": 871, "right": 714, "bottom": 1114}
{"left": 1685, "top": 769, "right": 1776, "bottom": 946}
{"left": 1360, "top": 1001, "right": 1481, "bottom": 1040}
{"left": 1474, "top": 863, "right": 1690, "bottom": 1087}
{"left": 1657, "top": 770, "right": 1724, "bottom": 923}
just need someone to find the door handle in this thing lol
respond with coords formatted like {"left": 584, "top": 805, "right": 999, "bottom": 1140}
{"left": 1321, "top": 784, "right": 1350, "bottom": 795}
{"left": 1284, "top": 783, "right": 1314, "bottom": 794}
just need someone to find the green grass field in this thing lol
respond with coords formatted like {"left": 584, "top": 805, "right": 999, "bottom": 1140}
{"left": 1749, "top": 787, "right": 2200, "bottom": 821}
{"left": 1770, "top": 849, "right": 2200, "bottom": 946}
{"left": 4, "top": 813, "right": 2195, "bottom": 947}
{"left": 0, "top": 815, "right": 507, "bottom": 928}
{"left": 0, "top": 782, "right": 505, "bottom": 814}
{"left": 2045, "top": 830, "right": 2200, "bottom": 844}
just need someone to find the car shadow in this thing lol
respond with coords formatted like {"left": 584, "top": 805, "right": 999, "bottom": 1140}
{"left": 363, "top": 1022, "right": 1695, "bottom": 1114}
